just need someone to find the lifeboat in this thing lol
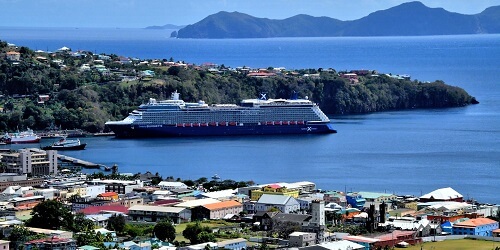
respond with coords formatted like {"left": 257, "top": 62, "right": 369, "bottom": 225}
{"left": 297, "top": 121, "right": 305, "bottom": 125}
{"left": 201, "top": 123, "right": 208, "bottom": 127}
{"left": 229, "top": 122, "right": 237, "bottom": 126}
{"left": 177, "top": 123, "right": 184, "bottom": 127}
{"left": 290, "top": 121, "right": 297, "bottom": 125}
{"left": 219, "top": 121, "right": 227, "bottom": 126}
{"left": 209, "top": 122, "right": 217, "bottom": 126}
{"left": 266, "top": 121, "right": 273, "bottom": 125}
{"left": 192, "top": 123, "right": 200, "bottom": 127}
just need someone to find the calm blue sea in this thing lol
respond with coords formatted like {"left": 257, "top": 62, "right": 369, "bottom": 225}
{"left": 1, "top": 28, "right": 499, "bottom": 204}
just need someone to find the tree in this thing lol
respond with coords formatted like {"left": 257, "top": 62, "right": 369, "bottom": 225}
{"left": 153, "top": 219, "right": 176, "bottom": 242}
{"left": 73, "top": 213, "right": 95, "bottom": 232}
{"left": 26, "top": 199, "right": 74, "bottom": 230}
{"left": 182, "top": 222, "right": 212, "bottom": 244}
{"left": 8, "top": 225, "right": 31, "bottom": 249}
{"left": 107, "top": 214, "right": 126, "bottom": 233}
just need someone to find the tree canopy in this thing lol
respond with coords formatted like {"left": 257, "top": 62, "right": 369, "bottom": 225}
{"left": 26, "top": 199, "right": 74, "bottom": 230}
{"left": 153, "top": 219, "right": 176, "bottom": 242}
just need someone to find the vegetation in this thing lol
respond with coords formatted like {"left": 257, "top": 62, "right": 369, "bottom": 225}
{"left": 153, "top": 219, "right": 176, "bottom": 242}
{"left": 182, "top": 222, "right": 216, "bottom": 244}
{"left": 0, "top": 40, "right": 476, "bottom": 133}
{"left": 26, "top": 199, "right": 75, "bottom": 230}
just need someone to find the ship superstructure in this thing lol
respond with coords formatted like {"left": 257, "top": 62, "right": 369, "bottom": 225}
{"left": 105, "top": 92, "right": 336, "bottom": 137}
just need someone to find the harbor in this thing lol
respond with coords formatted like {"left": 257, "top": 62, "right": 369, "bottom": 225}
{"left": 57, "top": 153, "right": 110, "bottom": 172}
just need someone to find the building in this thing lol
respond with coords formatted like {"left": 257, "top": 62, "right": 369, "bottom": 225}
{"left": 289, "top": 232, "right": 316, "bottom": 247}
{"left": 24, "top": 237, "right": 76, "bottom": 250}
{"left": 6, "top": 51, "right": 20, "bottom": 61}
{"left": 419, "top": 187, "right": 463, "bottom": 202}
{"left": 253, "top": 194, "right": 300, "bottom": 214}
{"left": 300, "top": 240, "right": 365, "bottom": 250}
{"left": 0, "top": 174, "right": 43, "bottom": 192}
{"left": 157, "top": 181, "right": 188, "bottom": 190}
{"left": 128, "top": 205, "right": 191, "bottom": 223}
{"left": 346, "top": 193, "right": 366, "bottom": 209}
{"left": 191, "top": 200, "right": 243, "bottom": 220}
{"left": 250, "top": 184, "right": 299, "bottom": 201}
{"left": 452, "top": 218, "right": 499, "bottom": 236}
{"left": 0, "top": 240, "right": 9, "bottom": 250}
{"left": 87, "top": 179, "right": 142, "bottom": 194}
{"left": 1, "top": 149, "right": 58, "bottom": 176}
{"left": 217, "top": 238, "right": 247, "bottom": 250}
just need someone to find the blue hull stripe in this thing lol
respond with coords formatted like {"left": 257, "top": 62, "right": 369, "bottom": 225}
{"left": 107, "top": 123, "right": 336, "bottom": 138}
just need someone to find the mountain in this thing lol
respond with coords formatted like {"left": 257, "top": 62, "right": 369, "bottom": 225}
{"left": 175, "top": 1, "right": 500, "bottom": 38}
{"left": 145, "top": 24, "right": 186, "bottom": 30}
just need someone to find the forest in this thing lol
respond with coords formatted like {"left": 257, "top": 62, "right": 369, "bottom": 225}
{"left": 0, "top": 40, "right": 476, "bottom": 133}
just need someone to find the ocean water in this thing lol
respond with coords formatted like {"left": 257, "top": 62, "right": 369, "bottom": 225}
{"left": 1, "top": 28, "right": 498, "bottom": 204}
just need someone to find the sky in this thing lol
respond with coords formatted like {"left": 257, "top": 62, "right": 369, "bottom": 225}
{"left": 1, "top": 0, "right": 499, "bottom": 28}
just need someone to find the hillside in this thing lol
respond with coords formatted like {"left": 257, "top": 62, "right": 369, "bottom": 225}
{"left": 175, "top": 1, "right": 500, "bottom": 38}
{"left": 0, "top": 40, "right": 477, "bottom": 133}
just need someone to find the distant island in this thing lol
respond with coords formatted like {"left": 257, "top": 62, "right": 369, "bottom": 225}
{"left": 174, "top": 1, "right": 500, "bottom": 38}
{"left": 145, "top": 24, "right": 186, "bottom": 30}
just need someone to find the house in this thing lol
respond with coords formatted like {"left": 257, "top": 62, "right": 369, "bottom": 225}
{"left": 6, "top": 51, "right": 20, "bottom": 61}
{"left": 128, "top": 205, "right": 191, "bottom": 223}
{"left": 37, "top": 95, "right": 50, "bottom": 104}
{"left": 97, "top": 191, "right": 119, "bottom": 201}
{"left": 357, "top": 192, "right": 397, "bottom": 206}
{"left": 217, "top": 238, "right": 246, "bottom": 250}
{"left": 191, "top": 200, "right": 243, "bottom": 220}
{"left": 289, "top": 232, "right": 316, "bottom": 247}
{"left": 174, "top": 198, "right": 220, "bottom": 209}
{"left": 343, "top": 235, "right": 380, "bottom": 249}
{"left": 253, "top": 194, "right": 300, "bottom": 214}
{"left": 24, "top": 237, "right": 76, "bottom": 250}
{"left": 419, "top": 187, "right": 463, "bottom": 202}
{"left": 346, "top": 193, "right": 366, "bottom": 209}
{"left": 452, "top": 218, "right": 499, "bottom": 236}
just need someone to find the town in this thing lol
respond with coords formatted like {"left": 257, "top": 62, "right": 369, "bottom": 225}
{"left": 0, "top": 147, "right": 498, "bottom": 250}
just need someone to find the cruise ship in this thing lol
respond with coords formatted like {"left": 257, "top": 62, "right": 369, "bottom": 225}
{"left": 105, "top": 91, "right": 336, "bottom": 137}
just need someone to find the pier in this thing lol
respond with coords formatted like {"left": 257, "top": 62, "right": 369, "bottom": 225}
{"left": 58, "top": 154, "right": 109, "bottom": 171}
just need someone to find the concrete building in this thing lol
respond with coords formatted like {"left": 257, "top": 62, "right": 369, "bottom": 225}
{"left": 217, "top": 238, "right": 247, "bottom": 250}
{"left": 289, "top": 232, "right": 316, "bottom": 247}
{"left": 1, "top": 149, "right": 57, "bottom": 176}
{"left": 0, "top": 174, "right": 43, "bottom": 192}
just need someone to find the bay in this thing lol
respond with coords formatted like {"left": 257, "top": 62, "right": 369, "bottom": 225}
{"left": 0, "top": 28, "right": 498, "bottom": 204}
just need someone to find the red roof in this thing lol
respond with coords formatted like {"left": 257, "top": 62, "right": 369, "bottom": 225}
{"left": 98, "top": 192, "right": 118, "bottom": 197}
{"left": 78, "top": 204, "right": 129, "bottom": 215}
{"left": 267, "top": 184, "right": 281, "bottom": 189}
{"left": 154, "top": 199, "right": 181, "bottom": 206}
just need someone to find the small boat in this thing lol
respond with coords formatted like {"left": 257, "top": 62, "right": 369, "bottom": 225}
{"left": 42, "top": 137, "right": 86, "bottom": 150}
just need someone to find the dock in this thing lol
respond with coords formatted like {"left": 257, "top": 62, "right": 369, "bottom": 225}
{"left": 58, "top": 154, "right": 107, "bottom": 170}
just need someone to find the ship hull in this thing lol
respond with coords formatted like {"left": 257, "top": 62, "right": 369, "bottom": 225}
{"left": 107, "top": 123, "right": 336, "bottom": 138}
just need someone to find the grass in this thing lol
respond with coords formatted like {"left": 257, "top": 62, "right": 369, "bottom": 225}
{"left": 406, "top": 239, "right": 500, "bottom": 250}
{"left": 173, "top": 220, "right": 240, "bottom": 243}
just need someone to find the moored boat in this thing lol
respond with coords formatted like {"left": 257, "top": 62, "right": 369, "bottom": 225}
{"left": 42, "top": 137, "right": 87, "bottom": 150}
{"left": 105, "top": 91, "right": 336, "bottom": 137}
{"left": 2, "top": 129, "right": 41, "bottom": 144}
